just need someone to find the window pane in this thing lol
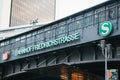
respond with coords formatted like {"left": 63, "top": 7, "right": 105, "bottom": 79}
{"left": 15, "top": 37, "right": 20, "bottom": 41}
{"left": 21, "top": 35, "right": 26, "bottom": 39}
{"left": 84, "top": 16, "right": 91, "bottom": 27}
{"left": 14, "top": 42, "right": 20, "bottom": 48}
{"left": 39, "top": 33, "right": 44, "bottom": 40}
{"left": 106, "top": 3, "right": 117, "bottom": 20}
{"left": 1, "top": 42, "right": 5, "bottom": 46}
{"left": 99, "top": 11, "right": 105, "bottom": 22}
{"left": 27, "top": 33, "right": 31, "bottom": 38}
{"left": 56, "top": 33, "right": 66, "bottom": 38}
{"left": 20, "top": 39, "right": 26, "bottom": 47}
{"left": 36, "top": 34, "right": 40, "bottom": 41}
{"left": 33, "top": 31, "right": 37, "bottom": 36}
{"left": 45, "top": 30, "right": 52, "bottom": 41}
{"left": 107, "top": 7, "right": 116, "bottom": 20}
{"left": 94, "top": 14, "right": 99, "bottom": 24}
{"left": 56, "top": 26, "right": 66, "bottom": 35}
{"left": 118, "top": 5, "right": 120, "bottom": 17}
{"left": 10, "top": 39, "right": 15, "bottom": 44}
{"left": 68, "top": 22, "right": 75, "bottom": 31}
{"left": 26, "top": 37, "right": 32, "bottom": 44}
{"left": 59, "top": 21, "right": 66, "bottom": 26}
{"left": 0, "top": 47, "right": 4, "bottom": 53}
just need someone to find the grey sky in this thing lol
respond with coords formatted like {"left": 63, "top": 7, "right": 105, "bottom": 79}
{"left": 56, "top": 0, "right": 108, "bottom": 19}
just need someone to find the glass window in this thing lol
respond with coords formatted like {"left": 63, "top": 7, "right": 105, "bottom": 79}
{"left": 106, "top": 3, "right": 117, "bottom": 20}
{"left": 85, "top": 11, "right": 93, "bottom": 17}
{"left": 35, "top": 33, "right": 44, "bottom": 42}
{"left": 56, "top": 26, "right": 66, "bottom": 35}
{"left": 26, "top": 44, "right": 32, "bottom": 48}
{"left": 20, "top": 39, "right": 26, "bottom": 47}
{"left": 75, "top": 20, "right": 81, "bottom": 29}
{"left": 118, "top": 5, "right": 120, "bottom": 17}
{"left": 59, "top": 21, "right": 66, "bottom": 26}
{"left": 33, "top": 31, "right": 37, "bottom": 36}
{"left": 4, "top": 45, "right": 11, "bottom": 51}
{"left": 1, "top": 42, "right": 5, "bottom": 46}
{"left": 75, "top": 20, "right": 80, "bottom": 29}
{"left": 10, "top": 39, "right": 15, "bottom": 44}
{"left": 21, "top": 35, "right": 26, "bottom": 39}
{"left": 45, "top": 38, "right": 50, "bottom": 42}
{"left": 71, "top": 18, "right": 75, "bottom": 22}
{"left": 107, "top": 7, "right": 116, "bottom": 20}
{"left": 52, "top": 29, "right": 56, "bottom": 38}
{"left": 26, "top": 37, "right": 32, "bottom": 44}
{"left": 67, "top": 18, "right": 72, "bottom": 24}
{"left": 15, "top": 37, "right": 20, "bottom": 41}
{"left": 68, "top": 22, "right": 75, "bottom": 31}
{"left": 79, "top": 19, "right": 84, "bottom": 28}
{"left": 51, "top": 24, "right": 58, "bottom": 29}
{"left": 99, "top": 11, "right": 105, "bottom": 22}
{"left": 14, "top": 41, "right": 20, "bottom": 48}
{"left": 38, "top": 29, "right": 43, "bottom": 34}
{"left": 11, "top": 49, "right": 15, "bottom": 54}
{"left": 39, "top": 33, "right": 44, "bottom": 40}
{"left": 90, "top": 15, "right": 94, "bottom": 25}
{"left": 4, "top": 41, "right": 10, "bottom": 46}
{"left": 56, "top": 33, "right": 66, "bottom": 38}
{"left": 45, "top": 30, "right": 52, "bottom": 39}
{"left": 45, "top": 30, "right": 53, "bottom": 41}
{"left": 67, "top": 17, "right": 74, "bottom": 23}
{"left": 44, "top": 27, "right": 50, "bottom": 31}
{"left": 36, "top": 34, "right": 40, "bottom": 41}
{"left": 69, "top": 31, "right": 75, "bottom": 35}
{"left": 35, "top": 39, "right": 40, "bottom": 44}
{"left": 11, "top": 43, "right": 15, "bottom": 49}
{"left": 21, "top": 39, "right": 26, "bottom": 43}
{"left": 0, "top": 47, "right": 4, "bottom": 53}
{"left": 94, "top": 14, "right": 99, "bottom": 24}
{"left": 31, "top": 36, "right": 34, "bottom": 42}
{"left": 27, "top": 33, "right": 31, "bottom": 38}
{"left": 84, "top": 16, "right": 91, "bottom": 27}
{"left": 75, "top": 15, "right": 84, "bottom": 20}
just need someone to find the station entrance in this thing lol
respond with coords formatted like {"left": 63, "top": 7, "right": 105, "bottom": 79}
{"left": 4, "top": 61, "right": 119, "bottom": 80}
{"left": 4, "top": 63, "right": 105, "bottom": 80}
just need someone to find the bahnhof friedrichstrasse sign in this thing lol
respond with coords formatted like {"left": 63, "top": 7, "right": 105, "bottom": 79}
{"left": 15, "top": 33, "right": 80, "bottom": 56}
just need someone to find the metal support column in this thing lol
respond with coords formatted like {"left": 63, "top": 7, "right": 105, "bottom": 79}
{"left": 105, "top": 47, "right": 108, "bottom": 80}
{"left": 99, "top": 40, "right": 112, "bottom": 80}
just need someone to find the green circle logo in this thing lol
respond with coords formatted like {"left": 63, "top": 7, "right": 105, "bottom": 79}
{"left": 99, "top": 21, "right": 113, "bottom": 37}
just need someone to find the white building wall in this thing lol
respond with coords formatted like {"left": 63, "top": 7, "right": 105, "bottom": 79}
{"left": 0, "top": 0, "right": 11, "bottom": 29}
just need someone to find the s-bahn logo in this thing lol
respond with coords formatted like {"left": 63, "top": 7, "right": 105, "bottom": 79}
{"left": 99, "top": 21, "right": 113, "bottom": 37}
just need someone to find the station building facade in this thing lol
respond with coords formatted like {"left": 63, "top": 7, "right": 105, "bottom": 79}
{"left": 0, "top": 0, "right": 120, "bottom": 80}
